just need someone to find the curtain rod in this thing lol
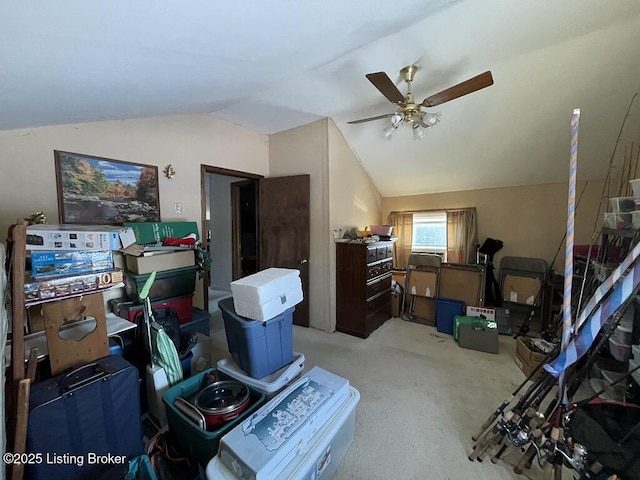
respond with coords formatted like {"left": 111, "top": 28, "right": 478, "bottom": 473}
{"left": 389, "top": 207, "right": 476, "bottom": 215}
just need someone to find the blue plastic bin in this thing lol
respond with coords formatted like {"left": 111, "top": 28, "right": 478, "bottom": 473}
{"left": 436, "top": 298, "right": 465, "bottom": 335}
{"left": 218, "top": 297, "right": 294, "bottom": 379}
{"left": 180, "top": 307, "right": 211, "bottom": 337}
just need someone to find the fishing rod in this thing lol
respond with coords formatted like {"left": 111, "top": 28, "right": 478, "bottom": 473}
{"left": 525, "top": 364, "right": 640, "bottom": 480}
{"left": 577, "top": 93, "right": 638, "bottom": 317}
{"left": 570, "top": 362, "right": 640, "bottom": 411}
{"left": 472, "top": 341, "right": 561, "bottom": 442}
{"left": 513, "top": 285, "right": 546, "bottom": 339}
{"left": 513, "top": 398, "right": 561, "bottom": 475}
{"left": 470, "top": 372, "right": 558, "bottom": 462}
{"left": 566, "top": 299, "right": 634, "bottom": 401}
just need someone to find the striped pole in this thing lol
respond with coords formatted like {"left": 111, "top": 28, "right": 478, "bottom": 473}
{"left": 559, "top": 109, "right": 580, "bottom": 402}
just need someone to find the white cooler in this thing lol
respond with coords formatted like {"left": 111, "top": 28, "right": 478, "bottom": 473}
{"left": 206, "top": 367, "right": 358, "bottom": 480}
{"left": 230, "top": 268, "right": 303, "bottom": 321}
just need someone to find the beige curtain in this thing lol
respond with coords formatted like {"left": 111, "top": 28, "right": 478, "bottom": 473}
{"left": 388, "top": 212, "right": 413, "bottom": 268}
{"left": 447, "top": 208, "right": 478, "bottom": 264}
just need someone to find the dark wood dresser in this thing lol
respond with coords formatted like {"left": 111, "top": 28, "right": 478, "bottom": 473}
{"left": 336, "top": 240, "right": 393, "bottom": 338}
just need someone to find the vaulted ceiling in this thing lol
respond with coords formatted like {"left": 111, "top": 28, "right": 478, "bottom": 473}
{"left": 2, "top": 1, "right": 640, "bottom": 197}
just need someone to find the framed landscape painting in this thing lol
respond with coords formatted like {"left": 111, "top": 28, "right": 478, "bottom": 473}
{"left": 54, "top": 150, "right": 161, "bottom": 225}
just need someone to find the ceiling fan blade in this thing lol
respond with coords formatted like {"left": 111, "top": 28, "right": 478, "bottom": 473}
{"left": 347, "top": 113, "right": 395, "bottom": 124}
{"left": 366, "top": 72, "right": 406, "bottom": 104}
{"left": 421, "top": 71, "right": 493, "bottom": 107}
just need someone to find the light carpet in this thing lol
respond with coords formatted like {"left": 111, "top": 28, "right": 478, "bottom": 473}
{"left": 209, "top": 317, "right": 549, "bottom": 480}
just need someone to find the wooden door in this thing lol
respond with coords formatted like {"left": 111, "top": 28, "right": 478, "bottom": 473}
{"left": 259, "top": 175, "right": 310, "bottom": 327}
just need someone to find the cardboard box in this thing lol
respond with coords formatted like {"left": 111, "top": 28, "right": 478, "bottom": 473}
{"left": 24, "top": 269, "right": 124, "bottom": 306}
{"left": 391, "top": 293, "right": 400, "bottom": 318}
{"left": 515, "top": 336, "right": 547, "bottom": 377}
{"left": 458, "top": 323, "right": 499, "bottom": 354}
{"left": 125, "top": 250, "right": 195, "bottom": 274}
{"left": 31, "top": 250, "right": 114, "bottom": 278}
{"left": 124, "top": 221, "right": 199, "bottom": 244}
{"left": 26, "top": 224, "right": 130, "bottom": 251}
{"left": 406, "top": 269, "right": 437, "bottom": 298}
{"left": 502, "top": 274, "right": 542, "bottom": 305}
{"left": 466, "top": 305, "right": 495, "bottom": 321}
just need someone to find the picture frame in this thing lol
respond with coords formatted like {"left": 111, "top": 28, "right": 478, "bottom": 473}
{"left": 54, "top": 150, "right": 161, "bottom": 225}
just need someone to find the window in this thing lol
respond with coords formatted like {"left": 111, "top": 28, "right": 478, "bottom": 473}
{"left": 412, "top": 211, "right": 447, "bottom": 258}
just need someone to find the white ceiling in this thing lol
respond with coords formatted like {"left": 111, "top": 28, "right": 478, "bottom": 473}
{"left": 2, "top": 0, "right": 640, "bottom": 197}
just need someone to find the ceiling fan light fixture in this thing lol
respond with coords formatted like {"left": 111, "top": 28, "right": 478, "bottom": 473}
{"left": 412, "top": 123, "right": 426, "bottom": 141}
{"left": 423, "top": 111, "right": 441, "bottom": 127}
{"left": 383, "top": 123, "right": 398, "bottom": 140}
{"left": 391, "top": 113, "right": 404, "bottom": 127}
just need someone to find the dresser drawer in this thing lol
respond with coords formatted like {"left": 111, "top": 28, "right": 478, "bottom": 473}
{"left": 367, "top": 246, "right": 378, "bottom": 263}
{"left": 366, "top": 274, "right": 391, "bottom": 299}
{"left": 366, "top": 259, "right": 392, "bottom": 280}
{"left": 366, "top": 290, "right": 391, "bottom": 316}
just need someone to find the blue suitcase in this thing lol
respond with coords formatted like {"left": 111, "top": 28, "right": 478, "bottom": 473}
{"left": 26, "top": 355, "right": 144, "bottom": 480}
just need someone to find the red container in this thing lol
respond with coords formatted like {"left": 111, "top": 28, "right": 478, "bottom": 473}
{"left": 573, "top": 245, "right": 599, "bottom": 258}
{"left": 109, "top": 295, "right": 194, "bottom": 324}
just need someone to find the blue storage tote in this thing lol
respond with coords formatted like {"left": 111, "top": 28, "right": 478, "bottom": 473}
{"left": 218, "top": 297, "right": 294, "bottom": 379}
{"left": 180, "top": 307, "right": 211, "bottom": 337}
{"left": 436, "top": 298, "right": 465, "bottom": 335}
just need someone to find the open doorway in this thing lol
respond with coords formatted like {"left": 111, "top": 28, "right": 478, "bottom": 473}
{"left": 201, "top": 166, "right": 311, "bottom": 327}
{"left": 201, "top": 165, "right": 261, "bottom": 315}
{"left": 231, "top": 180, "right": 258, "bottom": 280}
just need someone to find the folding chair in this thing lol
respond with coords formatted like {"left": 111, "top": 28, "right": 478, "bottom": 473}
{"left": 402, "top": 253, "right": 442, "bottom": 323}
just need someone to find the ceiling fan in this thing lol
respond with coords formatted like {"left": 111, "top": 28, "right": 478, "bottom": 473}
{"left": 348, "top": 65, "right": 493, "bottom": 139}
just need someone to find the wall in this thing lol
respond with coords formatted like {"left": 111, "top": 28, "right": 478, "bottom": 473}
{"left": 327, "top": 119, "right": 383, "bottom": 331}
{"left": 0, "top": 113, "right": 270, "bottom": 307}
{"left": 269, "top": 120, "right": 330, "bottom": 331}
{"left": 208, "top": 173, "right": 245, "bottom": 291}
{"left": 382, "top": 180, "right": 605, "bottom": 272}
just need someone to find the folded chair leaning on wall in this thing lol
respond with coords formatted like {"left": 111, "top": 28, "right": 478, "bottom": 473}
{"left": 402, "top": 253, "right": 442, "bottom": 322}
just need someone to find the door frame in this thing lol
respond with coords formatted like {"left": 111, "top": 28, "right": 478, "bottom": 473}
{"left": 200, "top": 165, "right": 262, "bottom": 310}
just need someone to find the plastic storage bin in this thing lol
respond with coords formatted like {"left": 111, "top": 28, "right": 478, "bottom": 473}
{"left": 109, "top": 295, "right": 194, "bottom": 324}
{"left": 630, "top": 345, "right": 640, "bottom": 385}
{"left": 162, "top": 368, "right": 266, "bottom": 466}
{"left": 609, "top": 336, "right": 632, "bottom": 362}
{"left": 219, "top": 297, "right": 294, "bottom": 379}
{"left": 180, "top": 307, "right": 211, "bottom": 337}
{"left": 214, "top": 367, "right": 351, "bottom": 480}
{"left": 216, "top": 352, "right": 305, "bottom": 397}
{"left": 128, "top": 454, "right": 158, "bottom": 480}
{"left": 613, "top": 323, "right": 634, "bottom": 346}
{"left": 630, "top": 178, "right": 640, "bottom": 198}
{"left": 603, "top": 212, "right": 632, "bottom": 229}
{"left": 124, "top": 265, "right": 198, "bottom": 302}
{"left": 590, "top": 356, "right": 627, "bottom": 380}
{"left": 436, "top": 298, "right": 465, "bottom": 335}
{"left": 589, "top": 378, "right": 624, "bottom": 402}
{"left": 609, "top": 197, "right": 635, "bottom": 212}
{"left": 206, "top": 386, "right": 360, "bottom": 480}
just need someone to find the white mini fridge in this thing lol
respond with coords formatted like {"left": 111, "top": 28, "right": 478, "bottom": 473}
{"left": 206, "top": 366, "right": 360, "bottom": 480}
